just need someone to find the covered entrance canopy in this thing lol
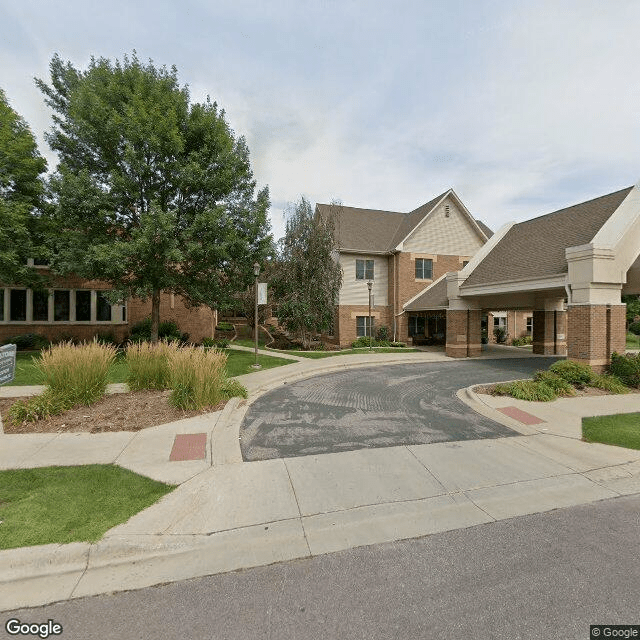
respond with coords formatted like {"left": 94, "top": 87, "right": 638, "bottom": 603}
{"left": 404, "top": 182, "right": 640, "bottom": 369}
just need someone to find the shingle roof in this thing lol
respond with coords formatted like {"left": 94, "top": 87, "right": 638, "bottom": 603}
{"left": 475, "top": 220, "right": 493, "bottom": 238}
{"left": 461, "top": 187, "right": 633, "bottom": 289}
{"left": 404, "top": 276, "right": 449, "bottom": 311}
{"left": 316, "top": 190, "right": 491, "bottom": 254}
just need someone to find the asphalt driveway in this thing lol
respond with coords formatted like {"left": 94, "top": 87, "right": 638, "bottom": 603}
{"left": 240, "top": 357, "right": 559, "bottom": 461}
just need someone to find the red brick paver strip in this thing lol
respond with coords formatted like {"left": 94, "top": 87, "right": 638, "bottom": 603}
{"left": 497, "top": 406, "right": 545, "bottom": 425}
{"left": 169, "top": 433, "right": 207, "bottom": 461}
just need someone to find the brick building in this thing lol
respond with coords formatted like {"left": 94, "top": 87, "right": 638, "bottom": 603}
{"left": 0, "top": 262, "right": 217, "bottom": 344}
{"left": 316, "top": 190, "right": 492, "bottom": 346}
{"left": 408, "top": 182, "right": 640, "bottom": 370}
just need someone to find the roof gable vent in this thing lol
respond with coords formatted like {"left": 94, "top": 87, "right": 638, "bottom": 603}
{"left": 444, "top": 205, "right": 450, "bottom": 217}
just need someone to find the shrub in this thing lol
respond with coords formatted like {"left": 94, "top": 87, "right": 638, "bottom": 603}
{"left": 126, "top": 341, "right": 179, "bottom": 390}
{"left": 533, "top": 370, "right": 575, "bottom": 396}
{"left": 38, "top": 341, "right": 116, "bottom": 407}
{"left": 390, "top": 341, "right": 406, "bottom": 348}
{"left": 376, "top": 325, "right": 390, "bottom": 341}
{"left": 609, "top": 352, "right": 640, "bottom": 388}
{"left": 221, "top": 377, "right": 248, "bottom": 400}
{"left": 129, "top": 317, "right": 183, "bottom": 342}
{"left": 549, "top": 360, "right": 595, "bottom": 386}
{"left": 168, "top": 346, "right": 228, "bottom": 410}
{"left": 589, "top": 373, "right": 629, "bottom": 394}
{"left": 350, "top": 337, "right": 395, "bottom": 348}
{"left": 512, "top": 335, "right": 532, "bottom": 347}
{"left": 493, "top": 327, "right": 507, "bottom": 343}
{"left": 9, "top": 390, "right": 73, "bottom": 425}
{"left": 2, "top": 333, "right": 50, "bottom": 351}
{"left": 501, "top": 380, "right": 557, "bottom": 402}
{"left": 203, "top": 337, "right": 230, "bottom": 349}
{"left": 629, "top": 321, "right": 640, "bottom": 336}
{"left": 215, "top": 322, "right": 235, "bottom": 332}
{"left": 96, "top": 332, "right": 118, "bottom": 347}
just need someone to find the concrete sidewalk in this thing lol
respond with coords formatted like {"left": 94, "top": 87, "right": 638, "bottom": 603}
{"left": 1, "top": 349, "right": 640, "bottom": 612}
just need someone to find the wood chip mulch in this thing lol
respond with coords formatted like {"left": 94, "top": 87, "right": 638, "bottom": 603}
{"left": 0, "top": 390, "right": 225, "bottom": 434}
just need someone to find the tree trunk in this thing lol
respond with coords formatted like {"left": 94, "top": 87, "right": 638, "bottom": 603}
{"left": 151, "top": 288, "right": 161, "bottom": 344}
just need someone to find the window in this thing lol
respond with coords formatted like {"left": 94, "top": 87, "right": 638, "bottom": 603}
{"left": 97, "top": 293, "right": 112, "bottom": 321}
{"left": 0, "top": 289, "right": 4, "bottom": 321}
{"left": 462, "top": 261, "right": 469, "bottom": 268}
{"left": 408, "top": 316, "right": 425, "bottom": 337}
{"left": 493, "top": 316, "right": 506, "bottom": 328}
{"left": 526, "top": 316, "right": 533, "bottom": 335}
{"left": 356, "top": 316, "right": 374, "bottom": 337}
{"left": 415, "top": 258, "right": 433, "bottom": 280}
{"left": 121, "top": 305, "right": 127, "bottom": 322}
{"left": 75, "top": 291, "right": 91, "bottom": 321}
{"left": 54, "top": 290, "right": 70, "bottom": 321}
{"left": 33, "top": 258, "right": 50, "bottom": 266}
{"left": 10, "top": 290, "right": 27, "bottom": 321}
{"left": 33, "top": 290, "right": 49, "bottom": 322}
{"left": 355, "top": 259, "right": 374, "bottom": 280}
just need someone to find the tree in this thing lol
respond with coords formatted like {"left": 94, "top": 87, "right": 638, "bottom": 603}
{"left": 36, "top": 53, "right": 272, "bottom": 341}
{"left": 272, "top": 196, "right": 342, "bottom": 346}
{"left": 0, "top": 88, "right": 48, "bottom": 286}
{"left": 623, "top": 294, "right": 640, "bottom": 327}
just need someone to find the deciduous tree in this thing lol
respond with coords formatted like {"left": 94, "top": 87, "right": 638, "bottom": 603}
{"left": 37, "top": 53, "right": 272, "bottom": 341}
{"left": 0, "top": 88, "right": 48, "bottom": 286}
{"left": 272, "top": 196, "right": 342, "bottom": 346}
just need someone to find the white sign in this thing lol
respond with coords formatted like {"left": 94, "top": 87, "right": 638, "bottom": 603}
{"left": 257, "top": 282, "right": 268, "bottom": 305}
{"left": 0, "top": 344, "right": 17, "bottom": 385}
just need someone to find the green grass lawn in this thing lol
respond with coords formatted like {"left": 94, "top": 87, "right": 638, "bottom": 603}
{"left": 0, "top": 465, "right": 174, "bottom": 550}
{"left": 5, "top": 349, "right": 293, "bottom": 385}
{"left": 582, "top": 412, "right": 640, "bottom": 450}
{"left": 626, "top": 332, "right": 640, "bottom": 349}
{"left": 268, "top": 347, "right": 420, "bottom": 359}
{"left": 225, "top": 349, "right": 294, "bottom": 376}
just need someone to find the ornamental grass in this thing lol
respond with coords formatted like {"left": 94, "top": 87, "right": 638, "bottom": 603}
{"left": 126, "top": 340, "right": 180, "bottom": 390}
{"left": 168, "top": 346, "right": 228, "bottom": 410}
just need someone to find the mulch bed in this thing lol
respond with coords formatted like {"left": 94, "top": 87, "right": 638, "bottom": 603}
{"left": 0, "top": 390, "right": 225, "bottom": 434}
{"left": 474, "top": 384, "right": 638, "bottom": 398}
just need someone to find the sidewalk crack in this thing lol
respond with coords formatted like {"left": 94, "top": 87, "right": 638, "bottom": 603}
{"left": 282, "top": 458, "right": 312, "bottom": 557}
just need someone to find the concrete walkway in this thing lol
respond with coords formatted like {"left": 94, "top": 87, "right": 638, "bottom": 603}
{"left": 1, "top": 347, "right": 639, "bottom": 612}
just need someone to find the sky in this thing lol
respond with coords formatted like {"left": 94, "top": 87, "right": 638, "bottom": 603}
{"left": 1, "top": 0, "right": 639, "bottom": 240}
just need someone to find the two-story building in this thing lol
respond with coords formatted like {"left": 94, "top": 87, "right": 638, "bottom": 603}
{"left": 316, "top": 189, "right": 493, "bottom": 346}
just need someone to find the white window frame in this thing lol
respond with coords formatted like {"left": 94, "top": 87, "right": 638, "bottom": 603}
{"left": 415, "top": 258, "right": 433, "bottom": 280}
{"left": 355, "top": 259, "right": 374, "bottom": 280}
{"left": 356, "top": 315, "right": 374, "bottom": 337}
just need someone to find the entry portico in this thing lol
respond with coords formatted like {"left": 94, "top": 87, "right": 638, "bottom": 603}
{"left": 405, "top": 182, "right": 640, "bottom": 370}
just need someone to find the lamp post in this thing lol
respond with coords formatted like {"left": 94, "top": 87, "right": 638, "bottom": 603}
{"left": 253, "top": 262, "right": 261, "bottom": 369}
{"left": 367, "top": 280, "right": 373, "bottom": 352}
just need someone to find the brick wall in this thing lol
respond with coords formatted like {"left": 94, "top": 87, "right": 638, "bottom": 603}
{"left": 567, "top": 304, "right": 626, "bottom": 371}
{"left": 336, "top": 305, "right": 392, "bottom": 347}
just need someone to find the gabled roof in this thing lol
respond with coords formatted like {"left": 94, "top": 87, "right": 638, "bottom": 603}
{"left": 461, "top": 186, "right": 634, "bottom": 289}
{"left": 316, "top": 190, "right": 490, "bottom": 254}
{"left": 404, "top": 274, "right": 449, "bottom": 311}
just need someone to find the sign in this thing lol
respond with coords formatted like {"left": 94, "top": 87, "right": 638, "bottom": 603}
{"left": 0, "top": 344, "right": 17, "bottom": 386}
{"left": 257, "top": 282, "right": 268, "bottom": 305}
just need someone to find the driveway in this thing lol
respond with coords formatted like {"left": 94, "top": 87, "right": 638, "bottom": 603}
{"left": 240, "top": 357, "right": 559, "bottom": 461}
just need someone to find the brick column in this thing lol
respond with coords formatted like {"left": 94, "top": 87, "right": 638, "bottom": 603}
{"left": 567, "top": 303, "right": 626, "bottom": 371}
{"left": 446, "top": 309, "right": 482, "bottom": 358}
{"left": 532, "top": 309, "right": 555, "bottom": 355}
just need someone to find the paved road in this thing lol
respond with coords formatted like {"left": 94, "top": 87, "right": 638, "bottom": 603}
{"left": 5, "top": 494, "right": 638, "bottom": 640}
{"left": 241, "top": 357, "right": 559, "bottom": 460}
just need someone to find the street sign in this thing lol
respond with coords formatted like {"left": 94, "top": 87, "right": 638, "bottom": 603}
{"left": 257, "top": 282, "right": 267, "bottom": 305}
{"left": 0, "top": 344, "right": 17, "bottom": 386}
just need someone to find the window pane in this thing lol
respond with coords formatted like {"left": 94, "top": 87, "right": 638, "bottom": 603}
{"left": 122, "top": 305, "right": 126, "bottom": 322}
{"left": 415, "top": 259, "right": 422, "bottom": 279}
{"left": 33, "top": 290, "right": 49, "bottom": 321}
{"left": 356, "top": 316, "right": 365, "bottom": 336}
{"left": 356, "top": 260, "right": 364, "bottom": 279}
{"left": 75, "top": 291, "right": 91, "bottom": 321}
{"left": 10, "top": 290, "right": 27, "bottom": 321}
{"left": 97, "top": 293, "right": 112, "bottom": 321}
{"left": 365, "top": 260, "right": 374, "bottom": 280}
{"left": 54, "top": 290, "right": 70, "bottom": 321}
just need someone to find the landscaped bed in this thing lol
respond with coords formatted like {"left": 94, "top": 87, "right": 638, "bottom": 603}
{"left": 0, "top": 390, "right": 224, "bottom": 434}
{"left": 0, "top": 464, "right": 174, "bottom": 550}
